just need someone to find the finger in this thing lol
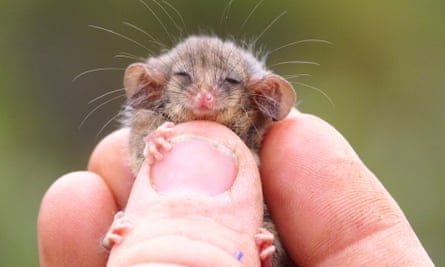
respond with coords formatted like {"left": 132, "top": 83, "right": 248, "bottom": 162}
{"left": 88, "top": 127, "right": 134, "bottom": 208}
{"left": 260, "top": 109, "right": 433, "bottom": 266}
{"left": 38, "top": 171, "right": 116, "bottom": 267}
{"left": 107, "top": 121, "right": 264, "bottom": 267}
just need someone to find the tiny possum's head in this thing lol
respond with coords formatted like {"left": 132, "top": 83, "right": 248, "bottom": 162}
{"left": 124, "top": 36, "right": 296, "bottom": 124}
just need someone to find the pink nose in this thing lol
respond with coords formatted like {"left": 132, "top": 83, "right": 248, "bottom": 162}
{"left": 194, "top": 92, "right": 214, "bottom": 109}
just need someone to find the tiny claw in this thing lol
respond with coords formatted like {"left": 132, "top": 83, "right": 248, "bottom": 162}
{"left": 156, "top": 137, "right": 172, "bottom": 151}
{"left": 101, "top": 211, "right": 133, "bottom": 251}
{"left": 259, "top": 245, "right": 276, "bottom": 261}
{"left": 255, "top": 228, "right": 274, "bottom": 247}
{"left": 143, "top": 122, "right": 176, "bottom": 164}
{"left": 148, "top": 143, "right": 164, "bottom": 160}
{"left": 101, "top": 233, "right": 123, "bottom": 251}
{"left": 255, "top": 227, "right": 276, "bottom": 267}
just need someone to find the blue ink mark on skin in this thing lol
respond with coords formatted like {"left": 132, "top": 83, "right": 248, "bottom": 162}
{"left": 235, "top": 250, "right": 244, "bottom": 261}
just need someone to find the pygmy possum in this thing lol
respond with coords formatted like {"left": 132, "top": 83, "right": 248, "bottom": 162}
{"left": 103, "top": 35, "right": 297, "bottom": 267}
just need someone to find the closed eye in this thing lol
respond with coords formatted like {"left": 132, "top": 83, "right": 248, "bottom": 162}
{"left": 224, "top": 77, "right": 241, "bottom": 85}
{"left": 174, "top": 71, "right": 191, "bottom": 78}
{"left": 173, "top": 71, "right": 192, "bottom": 84}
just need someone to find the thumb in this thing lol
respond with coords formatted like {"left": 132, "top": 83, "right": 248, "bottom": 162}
{"left": 107, "top": 121, "right": 265, "bottom": 267}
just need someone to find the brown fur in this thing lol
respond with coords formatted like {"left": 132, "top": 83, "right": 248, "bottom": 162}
{"left": 122, "top": 35, "right": 296, "bottom": 266}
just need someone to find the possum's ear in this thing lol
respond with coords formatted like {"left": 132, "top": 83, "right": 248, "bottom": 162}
{"left": 249, "top": 74, "right": 296, "bottom": 121}
{"left": 124, "top": 63, "right": 164, "bottom": 107}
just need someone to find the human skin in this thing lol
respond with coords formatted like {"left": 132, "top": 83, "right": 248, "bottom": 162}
{"left": 38, "top": 110, "right": 434, "bottom": 266}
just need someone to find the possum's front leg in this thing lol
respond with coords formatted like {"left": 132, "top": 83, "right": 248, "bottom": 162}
{"left": 256, "top": 227, "right": 276, "bottom": 267}
{"left": 101, "top": 211, "right": 133, "bottom": 251}
{"left": 102, "top": 122, "right": 175, "bottom": 252}
{"left": 142, "top": 121, "right": 175, "bottom": 164}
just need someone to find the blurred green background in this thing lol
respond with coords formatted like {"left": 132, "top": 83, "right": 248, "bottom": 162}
{"left": 1, "top": 0, "right": 443, "bottom": 265}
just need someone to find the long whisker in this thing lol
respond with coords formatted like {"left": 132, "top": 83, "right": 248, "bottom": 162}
{"left": 240, "top": 0, "right": 264, "bottom": 31}
{"left": 151, "top": 0, "right": 182, "bottom": 35}
{"left": 269, "top": 39, "right": 331, "bottom": 54}
{"left": 79, "top": 94, "right": 126, "bottom": 129}
{"left": 114, "top": 52, "right": 143, "bottom": 61}
{"left": 139, "top": 0, "right": 173, "bottom": 43}
{"left": 252, "top": 10, "right": 287, "bottom": 44}
{"left": 220, "top": 0, "right": 234, "bottom": 25}
{"left": 268, "top": 60, "right": 320, "bottom": 68}
{"left": 292, "top": 81, "right": 335, "bottom": 107}
{"left": 161, "top": 0, "right": 187, "bottom": 33}
{"left": 113, "top": 53, "right": 145, "bottom": 62}
{"left": 97, "top": 112, "right": 122, "bottom": 138}
{"left": 122, "top": 22, "right": 167, "bottom": 49}
{"left": 73, "top": 67, "right": 125, "bottom": 82}
{"left": 88, "top": 88, "right": 126, "bottom": 104}
{"left": 123, "top": 21, "right": 155, "bottom": 40}
{"left": 283, "top": 74, "right": 312, "bottom": 79}
{"left": 88, "top": 25, "right": 150, "bottom": 51}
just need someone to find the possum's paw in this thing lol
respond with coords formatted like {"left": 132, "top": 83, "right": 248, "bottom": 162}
{"left": 143, "top": 122, "right": 175, "bottom": 164}
{"left": 255, "top": 227, "right": 276, "bottom": 267}
{"left": 101, "top": 211, "right": 133, "bottom": 251}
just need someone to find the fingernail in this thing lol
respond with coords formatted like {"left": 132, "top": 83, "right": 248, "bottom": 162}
{"left": 150, "top": 136, "right": 237, "bottom": 196}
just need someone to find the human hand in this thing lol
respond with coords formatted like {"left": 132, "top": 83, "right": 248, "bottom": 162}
{"left": 38, "top": 110, "right": 434, "bottom": 266}
{"left": 259, "top": 109, "right": 434, "bottom": 266}
{"left": 38, "top": 121, "right": 267, "bottom": 266}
